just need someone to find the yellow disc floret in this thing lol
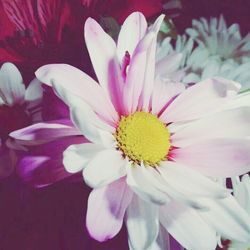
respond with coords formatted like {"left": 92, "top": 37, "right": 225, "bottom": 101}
{"left": 115, "top": 112, "right": 171, "bottom": 166}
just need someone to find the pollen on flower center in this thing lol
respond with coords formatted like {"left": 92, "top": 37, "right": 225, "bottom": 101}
{"left": 115, "top": 112, "right": 171, "bottom": 166}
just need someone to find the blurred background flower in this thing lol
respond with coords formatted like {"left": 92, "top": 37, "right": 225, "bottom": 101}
{"left": 158, "top": 16, "right": 250, "bottom": 89}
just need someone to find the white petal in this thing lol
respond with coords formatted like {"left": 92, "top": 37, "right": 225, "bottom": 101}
{"left": 224, "top": 92, "right": 250, "bottom": 110}
{"left": 140, "top": 15, "right": 165, "bottom": 111}
{"left": 126, "top": 164, "right": 169, "bottom": 205}
{"left": 155, "top": 53, "right": 183, "bottom": 78}
{"left": 84, "top": 17, "right": 116, "bottom": 90}
{"left": 86, "top": 178, "right": 133, "bottom": 242}
{"left": 0, "top": 62, "right": 25, "bottom": 105}
{"left": 84, "top": 18, "right": 124, "bottom": 114}
{"left": 198, "top": 195, "right": 250, "bottom": 242}
{"left": 83, "top": 149, "right": 126, "bottom": 188}
{"left": 117, "top": 12, "right": 147, "bottom": 63}
{"left": 158, "top": 161, "right": 229, "bottom": 199}
{"left": 151, "top": 77, "right": 185, "bottom": 116}
{"left": 160, "top": 77, "right": 240, "bottom": 123}
{"left": 233, "top": 175, "right": 250, "bottom": 211}
{"left": 70, "top": 98, "right": 114, "bottom": 143}
{"left": 147, "top": 226, "right": 171, "bottom": 250}
{"left": 25, "top": 78, "right": 43, "bottom": 102}
{"left": 63, "top": 143, "right": 104, "bottom": 173}
{"left": 126, "top": 195, "right": 159, "bottom": 250}
{"left": 160, "top": 201, "right": 217, "bottom": 250}
{"left": 35, "top": 64, "right": 118, "bottom": 125}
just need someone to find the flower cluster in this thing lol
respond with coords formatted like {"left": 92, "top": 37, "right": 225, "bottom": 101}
{"left": 158, "top": 16, "right": 250, "bottom": 90}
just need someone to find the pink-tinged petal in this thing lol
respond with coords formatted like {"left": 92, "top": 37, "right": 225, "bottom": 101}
{"left": 63, "top": 143, "right": 104, "bottom": 174}
{"left": 160, "top": 201, "right": 217, "bottom": 250}
{"left": 126, "top": 195, "right": 159, "bottom": 250}
{"left": 0, "top": 62, "right": 25, "bottom": 105}
{"left": 50, "top": 79, "right": 116, "bottom": 136}
{"left": 117, "top": 12, "right": 147, "bottom": 63}
{"left": 172, "top": 107, "right": 250, "bottom": 147}
{"left": 155, "top": 53, "right": 183, "bottom": 78}
{"left": 10, "top": 119, "right": 80, "bottom": 144}
{"left": 123, "top": 50, "right": 147, "bottom": 114}
{"left": 158, "top": 161, "right": 229, "bottom": 199}
{"left": 139, "top": 41, "right": 156, "bottom": 111}
{"left": 139, "top": 15, "right": 165, "bottom": 111}
{"left": 160, "top": 78, "right": 241, "bottom": 123}
{"left": 86, "top": 177, "right": 133, "bottom": 242}
{"left": 126, "top": 163, "right": 169, "bottom": 204}
{"left": 0, "top": 146, "right": 14, "bottom": 178}
{"left": 84, "top": 17, "right": 116, "bottom": 89}
{"left": 151, "top": 14, "right": 165, "bottom": 33}
{"left": 16, "top": 136, "right": 84, "bottom": 187}
{"left": 121, "top": 30, "right": 155, "bottom": 113}
{"left": 172, "top": 139, "right": 250, "bottom": 177}
{"left": 83, "top": 149, "right": 126, "bottom": 188}
{"left": 151, "top": 78, "right": 185, "bottom": 116}
{"left": 198, "top": 196, "right": 250, "bottom": 242}
{"left": 35, "top": 64, "right": 118, "bottom": 125}
{"left": 84, "top": 18, "right": 125, "bottom": 115}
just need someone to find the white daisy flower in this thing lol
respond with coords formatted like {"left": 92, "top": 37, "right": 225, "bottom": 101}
{"left": 0, "top": 62, "right": 42, "bottom": 177}
{"left": 158, "top": 16, "right": 250, "bottom": 89}
{"left": 36, "top": 12, "right": 250, "bottom": 250}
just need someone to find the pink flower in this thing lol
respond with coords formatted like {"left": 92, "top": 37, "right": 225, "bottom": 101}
{"left": 20, "top": 12, "right": 250, "bottom": 249}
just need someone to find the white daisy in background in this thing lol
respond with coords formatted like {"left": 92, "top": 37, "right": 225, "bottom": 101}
{"left": 0, "top": 62, "right": 42, "bottom": 178}
{"left": 228, "top": 175, "right": 250, "bottom": 250}
{"left": 35, "top": 12, "right": 250, "bottom": 250}
{"left": 158, "top": 16, "right": 250, "bottom": 90}
{"left": 156, "top": 35, "right": 194, "bottom": 82}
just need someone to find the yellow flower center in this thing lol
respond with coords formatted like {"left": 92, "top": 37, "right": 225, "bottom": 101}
{"left": 115, "top": 112, "right": 171, "bottom": 166}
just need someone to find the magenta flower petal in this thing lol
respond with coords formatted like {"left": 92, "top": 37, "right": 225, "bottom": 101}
{"left": 16, "top": 136, "right": 84, "bottom": 187}
{"left": 10, "top": 119, "right": 81, "bottom": 144}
